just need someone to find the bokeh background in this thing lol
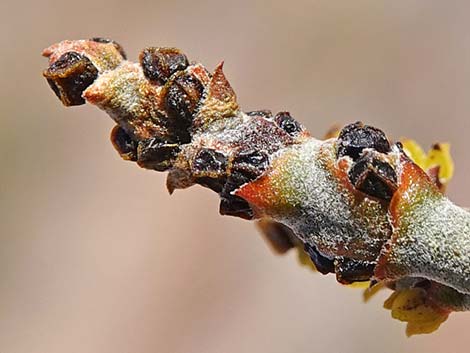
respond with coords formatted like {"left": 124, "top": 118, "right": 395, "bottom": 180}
{"left": 2, "top": 1, "right": 470, "bottom": 352}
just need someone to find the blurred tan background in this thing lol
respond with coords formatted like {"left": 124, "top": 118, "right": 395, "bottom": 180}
{"left": 1, "top": 0, "right": 470, "bottom": 352}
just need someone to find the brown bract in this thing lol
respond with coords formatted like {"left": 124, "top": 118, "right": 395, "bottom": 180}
{"left": 193, "top": 62, "right": 239, "bottom": 129}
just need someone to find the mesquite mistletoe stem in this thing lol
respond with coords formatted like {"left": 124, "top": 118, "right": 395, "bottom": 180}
{"left": 42, "top": 38, "right": 470, "bottom": 336}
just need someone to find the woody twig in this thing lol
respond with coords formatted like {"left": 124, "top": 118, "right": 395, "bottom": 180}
{"left": 43, "top": 38, "right": 470, "bottom": 336}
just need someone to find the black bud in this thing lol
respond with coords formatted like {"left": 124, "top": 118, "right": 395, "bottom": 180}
{"left": 164, "top": 73, "right": 204, "bottom": 143}
{"left": 334, "top": 258, "right": 376, "bottom": 284}
{"left": 219, "top": 196, "right": 254, "bottom": 220}
{"left": 110, "top": 126, "right": 138, "bottom": 161}
{"left": 137, "top": 138, "right": 180, "bottom": 171}
{"left": 337, "top": 122, "right": 390, "bottom": 160}
{"left": 140, "top": 47, "right": 188, "bottom": 84}
{"left": 231, "top": 150, "right": 269, "bottom": 180}
{"left": 348, "top": 155, "right": 397, "bottom": 200}
{"left": 217, "top": 150, "right": 269, "bottom": 221}
{"left": 304, "top": 243, "right": 335, "bottom": 275}
{"left": 192, "top": 149, "right": 227, "bottom": 174}
{"left": 274, "top": 112, "right": 303, "bottom": 136}
{"left": 43, "top": 51, "right": 99, "bottom": 106}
